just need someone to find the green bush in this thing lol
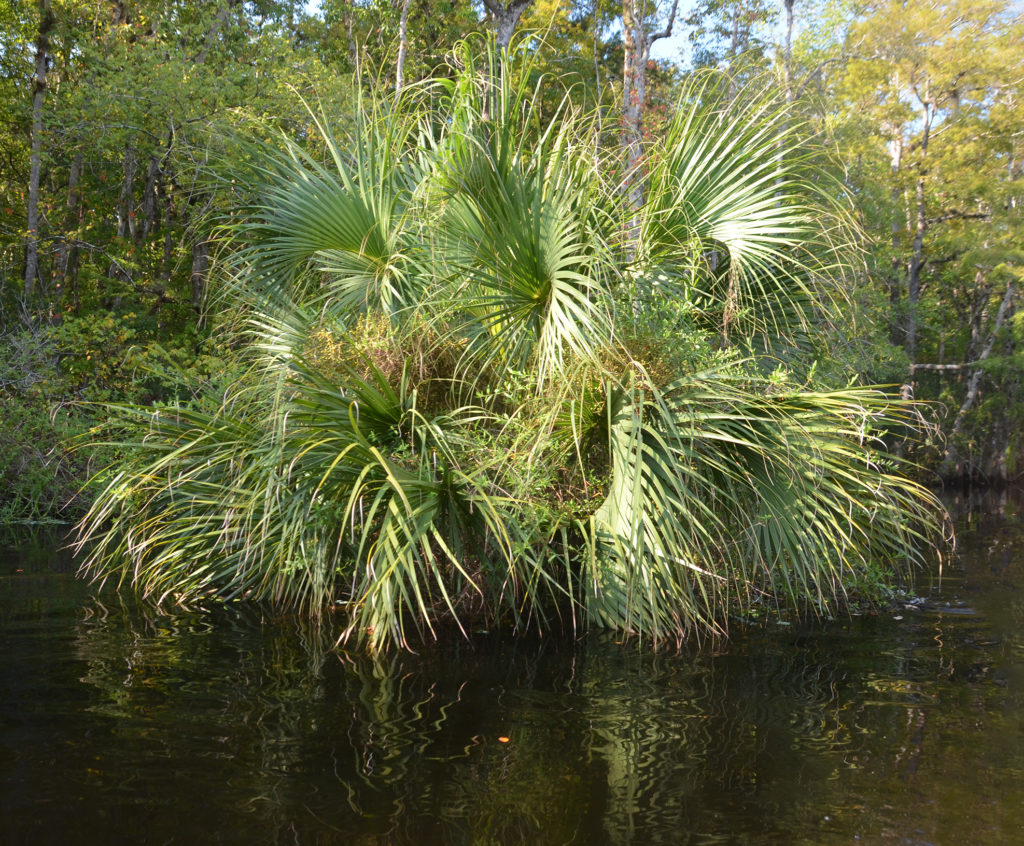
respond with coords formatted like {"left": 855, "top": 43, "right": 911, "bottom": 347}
{"left": 76, "top": 48, "right": 949, "bottom": 650}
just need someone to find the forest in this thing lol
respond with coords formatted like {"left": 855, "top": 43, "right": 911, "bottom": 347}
{"left": 0, "top": 0, "right": 1021, "bottom": 647}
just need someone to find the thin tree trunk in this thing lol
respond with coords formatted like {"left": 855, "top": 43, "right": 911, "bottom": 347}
{"left": 108, "top": 144, "right": 138, "bottom": 283}
{"left": 940, "top": 282, "right": 1016, "bottom": 476}
{"left": 117, "top": 145, "right": 138, "bottom": 241}
{"left": 621, "top": 0, "right": 644, "bottom": 210}
{"left": 906, "top": 173, "right": 925, "bottom": 361}
{"left": 141, "top": 154, "right": 161, "bottom": 239}
{"left": 344, "top": 0, "right": 357, "bottom": 64}
{"left": 395, "top": 0, "right": 411, "bottom": 93}
{"left": 191, "top": 239, "right": 209, "bottom": 313}
{"left": 774, "top": 0, "right": 796, "bottom": 192}
{"left": 52, "top": 152, "right": 82, "bottom": 316}
{"left": 161, "top": 182, "right": 174, "bottom": 285}
{"left": 906, "top": 84, "right": 933, "bottom": 363}
{"left": 726, "top": 3, "right": 740, "bottom": 99}
{"left": 24, "top": 0, "right": 55, "bottom": 303}
{"left": 782, "top": 0, "right": 794, "bottom": 103}
{"left": 621, "top": 0, "right": 679, "bottom": 257}
{"left": 887, "top": 122, "right": 903, "bottom": 346}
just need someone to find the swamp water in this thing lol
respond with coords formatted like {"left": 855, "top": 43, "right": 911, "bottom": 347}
{"left": 1, "top": 491, "right": 1022, "bottom": 845}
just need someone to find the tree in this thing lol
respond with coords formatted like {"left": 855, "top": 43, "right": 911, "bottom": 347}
{"left": 621, "top": 0, "right": 679, "bottom": 241}
{"left": 686, "top": 0, "right": 776, "bottom": 77}
{"left": 23, "top": 0, "right": 53, "bottom": 302}
{"left": 483, "top": 0, "right": 534, "bottom": 49}
{"left": 814, "top": 0, "right": 1024, "bottom": 476}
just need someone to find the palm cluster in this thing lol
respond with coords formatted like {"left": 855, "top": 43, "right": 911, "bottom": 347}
{"left": 77, "top": 47, "right": 947, "bottom": 650}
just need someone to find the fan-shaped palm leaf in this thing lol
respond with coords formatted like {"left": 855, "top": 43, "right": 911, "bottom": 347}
{"left": 640, "top": 77, "right": 850, "bottom": 339}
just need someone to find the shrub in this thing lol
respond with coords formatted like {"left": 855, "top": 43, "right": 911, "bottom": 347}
{"left": 76, "top": 47, "right": 949, "bottom": 650}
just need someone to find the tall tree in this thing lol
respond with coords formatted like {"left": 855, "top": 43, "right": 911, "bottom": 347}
{"left": 23, "top": 0, "right": 53, "bottom": 302}
{"left": 686, "top": 0, "right": 776, "bottom": 75}
{"left": 395, "top": 0, "right": 412, "bottom": 92}
{"left": 810, "top": 0, "right": 1024, "bottom": 476}
{"left": 621, "top": 0, "right": 679, "bottom": 244}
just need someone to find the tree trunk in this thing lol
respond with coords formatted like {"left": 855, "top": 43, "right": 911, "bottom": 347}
{"left": 905, "top": 174, "right": 925, "bottom": 360}
{"left": 161, "top": 181, "right": 174, "bottom": 285}
{"left": 621, "top": 0, "right": 645, "bottom": 210}
{"left": 887, "top": 123, "right": 903, "bottom": 346}
{"left": 395, "top": 0, "right": 411, "bottom": 93}
{"left": 191, "top": 239, "right": 209, "bottom": 313}
{"left": 483, "top": 0, "right": 534, "bottom": 50}
{"left": 117, "top": 145, "right": 138, "bottom": 241}
{"left": 344, "top": 0, "right": 357, "bottom": 64}
{"left": 196, "top": 0, "right": 239, "bottom": 64}
{"left": 108, "top": 144, "right": 138, "bottom": 284}
{"left": 774, "top": 0, "right": 796, "bottom": 192}
{"left": 24, "top": 0, "right": 55, "bottom": 303}
{"left": 141, "top": 154, "right": 161, "bottom": 239}
{"left": 621, "top": 0, "right": 679, "bottom": 256}
{"left": 782, "top": 0, "right": 794, "bottom": 103}
{"left": 940, "top": 282, "right": 1016, "bottom": 477}
{"left": 906, "top": 85, "right": 933, "bottom": 363}
{"left": 52, "top": 152, "right": 82, "bottom": 316}
{"left": 479, "top": 0, "right": 533, "bottom": 123}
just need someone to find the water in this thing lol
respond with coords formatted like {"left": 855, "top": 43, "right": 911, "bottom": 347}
{"left": 2, "top": 492, "right": 1022, "bottom": 845}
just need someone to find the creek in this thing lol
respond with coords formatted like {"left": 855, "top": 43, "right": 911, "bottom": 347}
{"left": 2, "top": 490, "right": 1022, "bottom": 845}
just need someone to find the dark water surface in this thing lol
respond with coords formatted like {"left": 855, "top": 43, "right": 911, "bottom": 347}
{"left": 2, "top": 492, "right": 1022, "bottom": 845}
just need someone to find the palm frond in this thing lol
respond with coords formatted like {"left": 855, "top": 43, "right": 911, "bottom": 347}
{"left": 641, "top": 76, "right": 852, "bottom": 340}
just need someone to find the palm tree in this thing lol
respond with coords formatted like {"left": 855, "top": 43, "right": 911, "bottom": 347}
{"left": 76, "top": 41, "right": 947, "bottom": 651}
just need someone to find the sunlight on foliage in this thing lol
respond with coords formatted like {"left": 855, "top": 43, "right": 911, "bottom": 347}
{"left": 75, "top": 41, "right": 949, "bottom": 651}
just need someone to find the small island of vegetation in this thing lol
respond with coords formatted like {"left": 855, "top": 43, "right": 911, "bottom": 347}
{"left": 74, "top": 46, "right": 947, "bottom": 650}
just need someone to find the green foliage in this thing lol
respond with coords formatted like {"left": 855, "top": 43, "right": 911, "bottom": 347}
{"left": 75, "top": 47, "right": 948, "bottom": 651}
{"left": 0, "top": 309, "right": 229, "bottom": 522}
{"left": 0, "top": 325, "right": 105, "bottom": 522}
{"left": 0, "top": 396, "right": 81, "bottom": 522}
{"left": 44, "top": 312, "right": 228, "bottom": 403}
{"left": 802, "top": 0, "right": 1024, "bottom": 479}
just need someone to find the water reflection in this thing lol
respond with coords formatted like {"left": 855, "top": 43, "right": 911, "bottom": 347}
{"left": 2, "top": 494, "right": 1023, "bottom": 845}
